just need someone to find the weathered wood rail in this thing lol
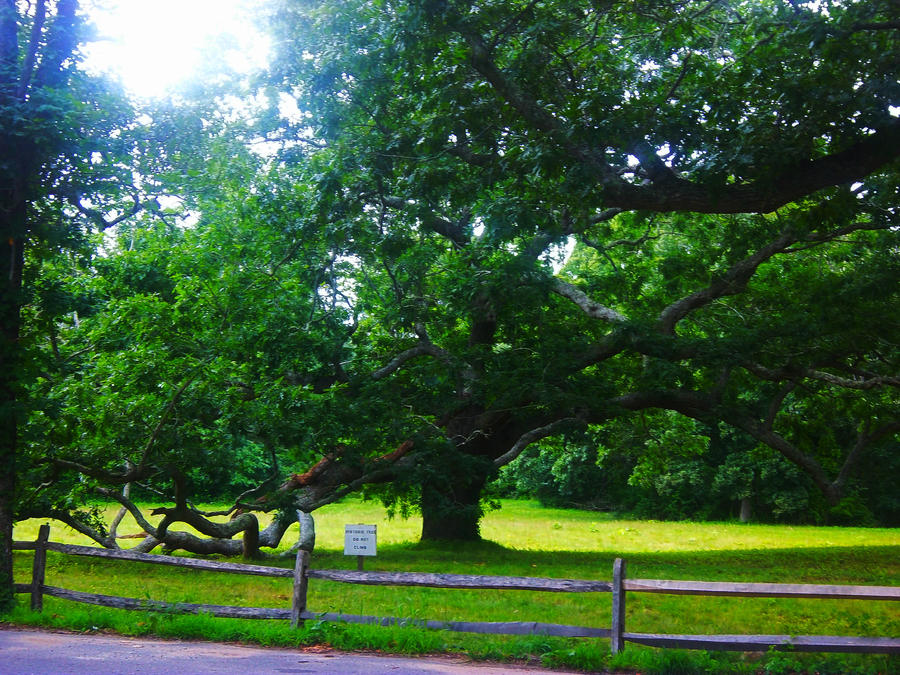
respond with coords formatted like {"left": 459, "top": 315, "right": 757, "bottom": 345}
{"left": 12, "top": 525, "right": 899, "bottom": 655}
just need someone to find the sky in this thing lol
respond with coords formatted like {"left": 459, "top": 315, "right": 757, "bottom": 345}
{"left": 81, "top": 0, "right": 269, "bottom": 99}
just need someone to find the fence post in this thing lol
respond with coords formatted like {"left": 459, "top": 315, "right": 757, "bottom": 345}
{"left": 291, "top": 549, "right": 310, "bottom": 628}
{"left": 611, "top": 557, "right": 626, "bottom": 655}
{"left": 30, "top": 524, "right": 50, "bottom": 612}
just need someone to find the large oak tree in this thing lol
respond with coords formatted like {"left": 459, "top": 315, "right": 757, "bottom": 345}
{"left": 256, "top": 0, "right": 898, "bottom": 539}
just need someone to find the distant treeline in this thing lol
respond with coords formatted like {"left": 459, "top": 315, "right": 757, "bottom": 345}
{"left": 491, "top": 423, "right": 900, "bottom": 527}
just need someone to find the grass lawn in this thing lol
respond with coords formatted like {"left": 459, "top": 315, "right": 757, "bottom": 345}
{"left": 6, "top": 498, "right": 899, "bottom": 674}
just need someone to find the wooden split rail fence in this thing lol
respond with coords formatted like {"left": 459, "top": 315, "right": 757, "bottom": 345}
{"left": 13, "top": 525, "right": 900, "bottom": 655}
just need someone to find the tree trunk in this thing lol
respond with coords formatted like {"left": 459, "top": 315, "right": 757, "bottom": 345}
{"left": 739, "top": 497, "right": 752, "bottom": 523}
{"left": 0, "top": 207, "right": 24, "bottom": 611}
{"left": 420, "top": 468, "right": 488, "bottom": 542}
{"left": 0, "top": 417, "right": 14, "bottom": 611}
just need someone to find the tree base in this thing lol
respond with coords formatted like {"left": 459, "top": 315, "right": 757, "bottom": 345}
{"left": 419, "top": 469, "right": 487, "bottom": 542}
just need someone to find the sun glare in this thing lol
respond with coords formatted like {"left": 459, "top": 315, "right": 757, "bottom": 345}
{"left": 82, "top": 0, "right": 268, "bottom": 99}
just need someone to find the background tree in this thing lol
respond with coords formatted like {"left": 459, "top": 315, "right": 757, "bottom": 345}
{"left": 0, "top": 0, "right": 141, "bottom": 607}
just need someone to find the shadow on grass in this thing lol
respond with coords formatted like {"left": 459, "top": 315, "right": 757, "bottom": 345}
{"left": 310, "top": 540, "right": 900, "bottom": 585}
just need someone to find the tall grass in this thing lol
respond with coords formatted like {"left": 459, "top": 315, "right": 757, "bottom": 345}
{"left": 6, "top": 498, "right": 899, "bottom": 674}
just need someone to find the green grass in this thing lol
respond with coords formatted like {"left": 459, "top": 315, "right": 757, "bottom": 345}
{"left": 5, "top": 498, "right": 899, "bottom": 674}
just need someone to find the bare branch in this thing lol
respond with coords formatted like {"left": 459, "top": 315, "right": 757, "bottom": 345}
{"left": 551, "top": 278, "right": 626, "bottom": 322}
{"left": 372, "top": 343, "right": 453, "bottom": 380}
{"left": 494, "top": 418, "right": 583, "bottom": 467}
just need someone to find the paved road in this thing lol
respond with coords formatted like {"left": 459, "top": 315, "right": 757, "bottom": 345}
{"left": 0, "top": 628, "right": 586, "bottom": 675}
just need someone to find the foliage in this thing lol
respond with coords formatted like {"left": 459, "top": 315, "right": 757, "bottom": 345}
{"left": 497, "top": 416, "right": 899, "bottom": 525}
{"left": 1, "top": 0, "right": 145, "bottom": 609}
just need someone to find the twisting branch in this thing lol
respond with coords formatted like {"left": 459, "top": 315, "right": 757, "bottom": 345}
{"left": 68, "top": 193, "right": 143, "bottom": 230}
{"left": 743, "top": 362, "right": 900, "bottom": 391}
{"left": 371, "top": 343, "right": 454, "bottom": 380}
{"left": 807, "top": 371, "right": 900, "bottom": 390}
{"left": 457, "top": 21, "right": 900, "bottom": 214}
{"left": 462, "top": 27, "right": 619, "bottom": 185}
{"left": 44, "top": 508, "right": 118, "bottom": 548}
{"left": 608, "top": 388, "right": 844, "bottom": 504}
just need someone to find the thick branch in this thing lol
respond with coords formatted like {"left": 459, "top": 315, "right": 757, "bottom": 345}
{"left": 421, "top": 212, "right": 470, "bottom": 249}
{"left": 32, "top": 0, "right": 76, "bottom": 90}
{"left": 151, "top": 506, "right": 261, "bottom": 559}
{"left": 806, "top": 371, "right": 900, "bottom": 390}
{"left": 69, "top": 193, "right": 142, "bottom": 231}
{"left": 606, "top": 389, "right": 843, "bottom": 504}
{"left": 463, "top": 28, "right": 618, "bottom": 184}
{"left": 44, "top": 509, "right": 117, "bottom": 548}
{"left": 460, "top": 24, "right": 900, "bottom": 214}
{"left": 0, "top": 1, "right": 17, "bottom": 84}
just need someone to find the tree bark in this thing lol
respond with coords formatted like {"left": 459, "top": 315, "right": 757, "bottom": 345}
{"left": 0, "top": 0, "right": 20, "bottom": 614}
{"left": 0, "top": 165, "right": 26, "bottom": 614}
{"left": 739, "top": 497, "right": 752, "bottom": 523}
{"left": 0, "top": 203, "right": 25, "bottom": 610}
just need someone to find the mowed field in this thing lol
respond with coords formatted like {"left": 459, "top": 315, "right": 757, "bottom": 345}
{"left": 9, "top": 499, "right": 900, "bottom": 673}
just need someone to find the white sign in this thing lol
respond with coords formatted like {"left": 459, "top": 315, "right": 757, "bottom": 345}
{"left": 344, "top": 524, "right": 377, "bottom": 557}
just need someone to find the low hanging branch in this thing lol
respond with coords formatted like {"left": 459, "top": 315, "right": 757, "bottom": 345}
{"left": 86, "top": 441, "right": 419, "bottom": 558}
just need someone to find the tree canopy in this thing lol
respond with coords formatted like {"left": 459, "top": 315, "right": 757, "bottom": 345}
{"left": 3, "top": 0, "right": 898, "bottom": 583}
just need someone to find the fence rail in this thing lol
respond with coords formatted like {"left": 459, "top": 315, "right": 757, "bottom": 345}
{"left": 12, "top": 525, "right": 899, "bottom": 655}
{"left": 623, "top": 578, "right": 900, "bottom": 601}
